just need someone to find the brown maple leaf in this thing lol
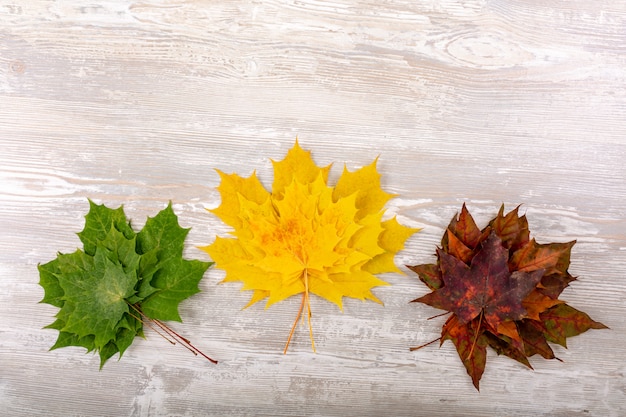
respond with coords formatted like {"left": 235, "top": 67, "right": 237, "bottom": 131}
{"left": 417, "top": 233, "right": 544, "bottom": 335}
{"left": 408, "top": 204, "right": 607, "bottom": 390}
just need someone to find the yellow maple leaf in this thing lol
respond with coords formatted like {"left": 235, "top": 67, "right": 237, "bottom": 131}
{"left": 201, "top": 140, "right": 419, "bottom": 353}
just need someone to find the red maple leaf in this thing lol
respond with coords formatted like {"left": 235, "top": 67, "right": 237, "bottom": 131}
{"left": 408, "top": 204, "right": 607, "bottom": 390}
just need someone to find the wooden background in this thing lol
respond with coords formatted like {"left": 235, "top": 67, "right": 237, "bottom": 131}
{"left": 1, "top": 1, "right": 625, "bottom": 416}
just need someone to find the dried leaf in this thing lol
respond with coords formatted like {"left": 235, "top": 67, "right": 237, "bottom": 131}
{"left": 442, "top": 315, "right": 488, "bottom": 390}
{"left": 408, "top": 204, "right": 606, "bottom": 390}
{"left": 415, "top": 233, "right": 543, "bottom": 331}
{"left": 540, "top": 304, "right": 608, "bottom": 348}
{"left": 445, "top": 203, "right": 483, "bottom": 250}
{"left": 407, "top": 263, "right": 442, "bottom": 291}
{"left": 488, "top": 205, "right": 529, "bottom": 251}
{"left": 510, "top": 239, "right": 576, "bottom": 275}
{"left": 522, "top": 289, "right": 564, "bottom": 321}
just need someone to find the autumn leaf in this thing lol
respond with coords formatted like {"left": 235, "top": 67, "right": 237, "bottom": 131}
{"left": 408, "top": 204, "right": 607, "bottom": 390}
{"left": 202, "top": 140, "right": 419, "bottom": 353}
{"left": 416, "top": 233, "right": 544, "bottom": 334}
{"left": 539, "top": 304, "right": 607, "bottom": 348}
{"left": 39, "top": 201, "right": 216, "bottom": 367}
{"left": 443, "top": 315, "right": 488, "bottom": 389}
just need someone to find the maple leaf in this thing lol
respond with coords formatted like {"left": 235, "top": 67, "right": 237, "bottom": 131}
{"left": 408, "top": 204, "right": 606, "bottom": 390}
{"left": 202, "top": 140, "right": 418, "bottom": 353}
{"left": 39, "top": 201, "right": 216, "bottom": 367}
{"left": 416, "top": 233, "right": 544, "bottom": 335}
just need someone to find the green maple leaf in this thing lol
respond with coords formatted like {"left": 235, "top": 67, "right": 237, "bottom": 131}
{"left": 38, "top": 200, "right": 214, "bottom": 367}
{"left": 59, "top": 248, "right": 136, "bottom": 349}
{"left": 136, "top": 205, "right": 205, "bottom": 322}
{"left": 77, "top": 200, "right": 135, "bottom": 256}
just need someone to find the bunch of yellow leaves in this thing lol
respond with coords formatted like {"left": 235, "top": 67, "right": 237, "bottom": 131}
{"left": 202, "top": 141, "right": 418, "bottom": 353}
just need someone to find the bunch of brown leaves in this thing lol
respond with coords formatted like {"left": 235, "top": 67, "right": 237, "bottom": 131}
{"left": 408, "top": 204, "right": 606, "bottom": 390}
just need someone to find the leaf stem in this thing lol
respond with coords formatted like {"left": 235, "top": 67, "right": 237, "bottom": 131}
{"left": 466, "top": 311, "right": 483, "bottom": 361}
{"left": 283, "top": 288, "right": 305, "bottom": 354}
{"left": 127, "top": 302, "right": 218, "bottom": 364}
{"left": 126, "top": 308, "right": 176, "bottom": 345}
{"left": 427, "top": 311, "right": 452, "bottom": 320}
{"left": 410, "top": 337, "right": 441, "bottom": 351}
{"left": 283, "top": 268, "right": 316, "bottom": 354}
{"left": 153, "top": 318, "right": 218, "bottom": 364}
{"left": 303, "top": 268, "right": 316, "bottom": 353}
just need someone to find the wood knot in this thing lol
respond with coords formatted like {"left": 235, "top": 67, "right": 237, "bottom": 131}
{"left": 9, "top": 60, "right": 26, "bottom": 74}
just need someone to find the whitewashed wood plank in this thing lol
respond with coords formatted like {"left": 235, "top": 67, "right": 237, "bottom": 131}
{"left": 1, "top": 0, "right": 625, "bottom": 416}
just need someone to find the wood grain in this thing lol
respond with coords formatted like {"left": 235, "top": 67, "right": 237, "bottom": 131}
{"left": 1, "top": 1, "right": 625, "bottom": 416}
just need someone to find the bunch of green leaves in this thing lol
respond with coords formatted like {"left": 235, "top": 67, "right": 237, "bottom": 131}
{"left": 38, "top": 201, "right": 214, "bottom": 367}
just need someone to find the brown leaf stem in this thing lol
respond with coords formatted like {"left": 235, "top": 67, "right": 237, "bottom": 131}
{"left": 126, "top": 308, "right": 176, "bottom": 345}
{"left": 410, "top": 337, "right": 441, "bottom": 351}
{"left": 427, "top": 311, "right": 452, "bottom": 320}
{"left": 127, "top": 302, "right": 218, "bottom": 364}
